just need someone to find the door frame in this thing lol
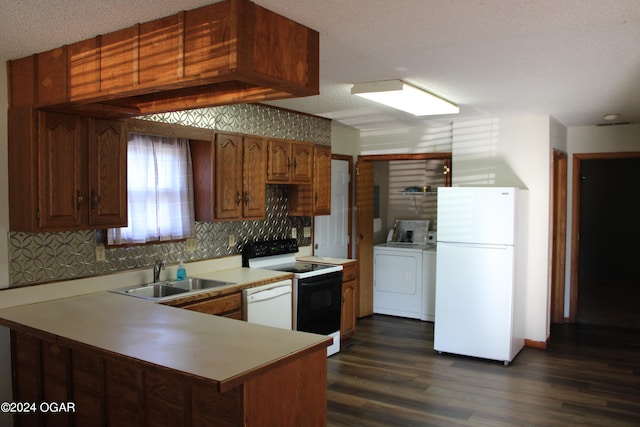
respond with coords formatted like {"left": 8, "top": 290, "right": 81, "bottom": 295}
{"left": 550, "top": 149, "right": 567, "bottom": 324}
{"left": 358, "top": 152, "right": 452, "bottom": 186}
{"left": 355, "top": 152, "right": 452, "bottom": 317}
{"left": 569, "top": 151, "right": 640, "bottom": 321}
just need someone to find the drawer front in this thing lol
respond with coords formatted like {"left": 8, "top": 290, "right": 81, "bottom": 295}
{"left": 183, "top": 293, "right": 241, "bottom": 316}
{"left": 342, "top": 264, "right": 358, "bottom": 282}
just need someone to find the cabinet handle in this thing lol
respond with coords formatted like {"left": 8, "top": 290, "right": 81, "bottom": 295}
{"left": 244, "top": 191, "right": 249, "bottom": 205}
{"left": 236, "top": 191, "right": 242, "bottom": 205}
{"left": 76, "top": 191, "right": 84, "bottom": 211}
{"left": 91, "top": 191, "right": 98, "bottom": 210}
{"left": 287, "top": 158, "right": 291, "bottom": 171}
{"left": 293, "top": 157, "right": 298, "bottom": 171}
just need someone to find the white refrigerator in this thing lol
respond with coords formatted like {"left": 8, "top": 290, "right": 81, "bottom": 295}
{"left": 434, "top": 187, "right": 527, "bottom": 365}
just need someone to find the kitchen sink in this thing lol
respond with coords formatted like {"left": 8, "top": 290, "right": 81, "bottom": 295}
{"left": 110, "top": 278, "right": 236, "bottom": 301}
{"left": 115, "top": 283, "right": 190, "bottom": 300}
{"left": 167, "top": 278, "right": 235, "bottom": 291}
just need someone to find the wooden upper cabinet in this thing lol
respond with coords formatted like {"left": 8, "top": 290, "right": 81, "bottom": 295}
{"left": 242, "top": 137, "right": 267, "bottom": 219}
{"left": 88, "top": 119, "right": 128, "bottom": 227}
{"left": 192, "top": 133, "right": 266, "bottom": 222}
{"left": 266, "top": 140, "right": 291, "bottom": 183}
{"left": 312, "top": 145, "right": 332, "bottom": 215}
{"left": 215, "top": 134, "right": 244, "bottom": 220}
{"left": 37, "top": 112, "right": 85, "bottom": 230}
{"left": 7, "top": 0, "right": 319, "bottom": 117}
{"left": 291, "top": 142, "right": 313, "bottom": 183}
{"left": 288, "top": 144, "right": 331, "bottom": 216}
{"left": 8, "top": 109, "right": 127, "bottom": 232}
{"left": 267, "top": 140, "right": 313, "bottom": 184}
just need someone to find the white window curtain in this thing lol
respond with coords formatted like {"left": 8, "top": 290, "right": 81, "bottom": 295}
{"left": 108, "top": 134, "right": 195, "bottom": 245}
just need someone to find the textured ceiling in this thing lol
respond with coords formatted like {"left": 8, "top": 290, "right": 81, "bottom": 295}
{"left": 2, "top": 0, "right": 640, "bottom": 131}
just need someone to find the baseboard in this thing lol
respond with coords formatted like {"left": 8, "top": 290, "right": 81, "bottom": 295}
{"left": 524, "top": 338, "right": 547, "bottom": 349}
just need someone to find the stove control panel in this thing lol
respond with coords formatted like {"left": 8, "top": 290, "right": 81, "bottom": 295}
{"left": 242, "top": 239, "right": 299, "bottom": 266}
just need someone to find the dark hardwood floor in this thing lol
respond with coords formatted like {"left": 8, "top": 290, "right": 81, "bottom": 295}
{"left": 327, "top": 315, "right": 640, "bottom": 426}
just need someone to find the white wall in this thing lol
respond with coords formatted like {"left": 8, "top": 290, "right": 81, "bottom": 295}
{"left": 451, "top": 116, "right": 555, "bottom": 343}
{"left": 353, "top": 115, "right": 557, "bottom": 343}
{"left": 564, "top": 123, "right": 640, "bottom": 317}
{"left": 330, "top": 121, "right": 359, "bottom": 158}
{"left": 359, "top": 121, "right": 452, "bottom": 155}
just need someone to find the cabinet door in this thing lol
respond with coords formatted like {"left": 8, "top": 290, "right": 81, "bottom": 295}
{"left": 88, "top": 119, "right": 127, "bottom": 227}
{"left": 313, "top": 145, "right": 331, "bottom": 215}
{"left": 266, "top": 139, "right": 291, "bottom": 182}
{"left": 37, "top": 111, "right": 86, "bottom": 229}
{"left": 215, "top": 133, "right": 243, "bottom": 219}
{"left": 242, "top": 137, "right": 266, "bottom": 219}
{"left": 291, "top": 141, "right": 313, "bottom": 183}
{"left": 341, "top": 279, "right": 357, "bottom": 342}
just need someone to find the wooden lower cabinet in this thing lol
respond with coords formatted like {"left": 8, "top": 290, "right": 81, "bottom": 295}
{"left": 10, "top": 330, "right": 327, "bottom": 427}
{"left": 173, "top": 292, "right": 243, "bottom": 320}
{"left": 340, "top": 261, "right": 358, "bottom": 344}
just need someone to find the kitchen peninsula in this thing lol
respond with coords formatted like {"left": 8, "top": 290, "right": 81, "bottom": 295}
{"left": 0, "top": 289, "right": 330, "bottom": 426}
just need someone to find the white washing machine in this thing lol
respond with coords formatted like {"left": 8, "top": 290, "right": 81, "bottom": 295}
{"left": 373, "top": 242, "right": 436, "bottom": 321}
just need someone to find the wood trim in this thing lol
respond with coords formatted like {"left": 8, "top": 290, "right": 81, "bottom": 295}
{"left": 550, "top": 149, "right": 567, "bottom": 324}
{"left": 126, "top": 118, "right": 214, "bottom": 141}
{"left": 569, "top": 151, "right": 640, "bottom": 322}
{"left": 524, "top": 338, "right": 548, "bottom": 349}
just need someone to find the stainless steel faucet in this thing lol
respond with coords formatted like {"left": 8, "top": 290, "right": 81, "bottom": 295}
{"left": 153, "top": 260, "right": 166, "bottom": 283}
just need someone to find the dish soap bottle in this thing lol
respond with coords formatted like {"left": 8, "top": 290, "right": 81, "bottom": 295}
{"left": 176, "top": 260, "right": 187, "bottom": 281}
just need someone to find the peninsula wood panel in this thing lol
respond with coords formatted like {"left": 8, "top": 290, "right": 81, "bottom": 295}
{"left": 9, "top": 329, "right": 326, "bottom": 427}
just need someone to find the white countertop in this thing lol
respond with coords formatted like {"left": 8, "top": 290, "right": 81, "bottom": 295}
{"left": 0, "top": 291, "right": 330, "bottom": 392}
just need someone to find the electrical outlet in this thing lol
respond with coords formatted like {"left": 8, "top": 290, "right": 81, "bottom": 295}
{"left": 303, "top": 226, "right": 311, "bottom": 238}
{"left": 95, "top": 245, "right": 106, "bottom": 262}
{"left": 228, "top": 234, "right": 236, "bottom": 247}
{"left": 291, "top": 228, "right": 297, "bottom": 239}
{"left": 185, "top": 237, "right": 197, "bottom": 252}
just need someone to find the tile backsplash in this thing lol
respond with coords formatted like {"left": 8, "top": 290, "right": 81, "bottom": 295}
{"left": 8, "top": 104, "right": 328, "bottom": 286}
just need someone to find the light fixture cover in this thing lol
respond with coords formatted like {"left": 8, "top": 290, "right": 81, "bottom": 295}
{"left": 351, "top": 80, "right": 459, "bottom": 116}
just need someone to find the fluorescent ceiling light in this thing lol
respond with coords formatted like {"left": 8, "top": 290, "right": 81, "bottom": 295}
{"left": 351, "top": 80, "right": 459, "bottom": 116}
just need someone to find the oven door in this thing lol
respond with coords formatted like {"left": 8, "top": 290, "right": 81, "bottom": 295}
{"left": 296, "top": 271, "right": 343, "bottom": 335}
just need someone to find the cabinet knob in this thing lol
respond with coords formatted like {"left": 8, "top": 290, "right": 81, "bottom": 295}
{"left": 76, "top": 191, "right": 84, "bottom": 211}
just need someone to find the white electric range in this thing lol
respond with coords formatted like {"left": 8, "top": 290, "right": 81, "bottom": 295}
{"left": 243, "top": 239, "right": 343, "bottom": 356}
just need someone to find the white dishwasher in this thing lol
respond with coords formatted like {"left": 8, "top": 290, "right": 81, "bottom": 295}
{"left": 242, "top": 279, "right": 293, "bottom": 330}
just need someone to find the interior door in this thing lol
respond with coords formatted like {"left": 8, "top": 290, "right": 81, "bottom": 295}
{"left": 356, "top": 160, "right": 374, "bottom": 317}
{"left": 314, "top": 158, "right": 350, "bottom": 258}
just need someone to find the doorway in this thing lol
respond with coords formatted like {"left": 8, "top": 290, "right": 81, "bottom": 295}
{"left": 356, "top": 153, "right": 452, "bottom": 317}
{"left": 570, "top": 153, "right": 640, "bottom": 330}
{"left": 313, "top": 155, "right": 353, "bottom": 258}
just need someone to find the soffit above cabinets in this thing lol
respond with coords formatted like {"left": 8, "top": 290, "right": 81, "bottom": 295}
{"left": 7, "top": 0, "right": 319, "bottom": 119}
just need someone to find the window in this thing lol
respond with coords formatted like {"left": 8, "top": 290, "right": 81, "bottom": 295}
{"left": 108, "top": 134, "right": 195, "bottom": 245}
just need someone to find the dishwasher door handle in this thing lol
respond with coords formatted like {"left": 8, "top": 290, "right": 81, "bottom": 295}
{"left": 246, "top": 286, "right": 291, "bottom": 304}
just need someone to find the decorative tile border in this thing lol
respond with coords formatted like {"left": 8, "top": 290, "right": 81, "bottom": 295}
{"left": 8, "top": 104, "right": 326, "bottom": 285}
